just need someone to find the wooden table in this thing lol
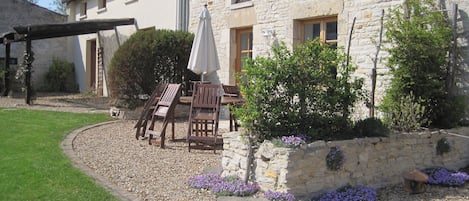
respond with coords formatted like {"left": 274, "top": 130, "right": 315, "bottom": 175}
{"left": 180, "top": 95, "right": 245, "bottom": 133}
{"left": 164, "top": 96, "right": 245, "bottom": 142}
{"left": 178, "top": 96, "right": 245, "bottom": 106}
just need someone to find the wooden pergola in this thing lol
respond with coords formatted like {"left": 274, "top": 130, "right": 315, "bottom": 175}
{"left": 1, "top": 18, "right": 135, "bottom": 104}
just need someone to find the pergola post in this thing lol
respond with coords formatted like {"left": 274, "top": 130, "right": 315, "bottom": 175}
{"left": 2, "top": 41, "right": 10, "bottom": 96}
{"left": 25, "top": 39, "right": 32, "bottom": 105}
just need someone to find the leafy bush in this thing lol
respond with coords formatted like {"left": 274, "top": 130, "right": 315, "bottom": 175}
{"left": 187, "top": 174, "right": 259, "bottom": 197}
{"left": 353, "top": 117, "right": 390, "bottom": 138}
{"left": 43, "top": 58, "right": 78, "bottom": 92}
{"left": 382, "top": 0, "right": 465, "bottom": 129}
{"left": 422, "top": 167, "right": 469, "bottom": 186}
{"left": 313, "top": 184, "right": 377, "bottom": 201}
{"left": 233, "top": 39, "right": 364, "bottom": 142}
{"left": 432, "top": 95, "right": 466, "bottom": 128}
{"left": 264, "top": 190, "right": 295, "bottom": 201}
{"left": 108, "top": 29, "right": 196, "bottom": 108}
{"left": 383, "top": 92, "right": 429, "bottom": 131}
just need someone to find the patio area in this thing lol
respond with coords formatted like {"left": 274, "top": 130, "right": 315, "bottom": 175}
{"left": 1, "top": 94, "right": 468, "bottom": 200}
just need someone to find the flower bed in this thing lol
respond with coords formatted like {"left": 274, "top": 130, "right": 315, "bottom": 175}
{"left": 188, "top": 174, "right": 259, "bottom": 196}
{"left": 221, "top": 128, "right": 469, "bottom": 199}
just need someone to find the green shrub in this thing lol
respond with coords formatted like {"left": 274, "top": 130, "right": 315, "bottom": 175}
{"left": 233, "top": 39, "right": 364, "bottom": 142}
{"left": 108, "top": 29, "right": 196, "bottom": 109}
{"left": 44, "top": 58, "right": 78, "bottom": 92}
{"left": 353, "top": 117, "right": 390, "bottom": 138}
{"left": 432, "top": 95, "right": 466, "bottom": 128}
{"left": 383, "top": 92, "right": 429, "bottom": 131}
{"left": 382, "top": 0, "right": 465, "bottom": 129}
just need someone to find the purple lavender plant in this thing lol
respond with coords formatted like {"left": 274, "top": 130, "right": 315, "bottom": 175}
{"left": 263, "top": 190, "right": 296, "bottom": 201}
{"left": 188, "top": 174, "right": 259, "bottom": 196}
{"left": 315, "top": 185, "right": 377, "bottom": 201}
{"left": 281, "top": 135, "right": 305, "bottom": 148}
{"left": 422, "top": 167, "right": 469, "bottom": 186}
{"left": 187, "top": 174, "right": 224, "bottom": 189}
{"left": 326, "top": 146, "right": 345, "bottom": 171}
{"left": 211, "top": 176, "right": 259, "bottom": 196}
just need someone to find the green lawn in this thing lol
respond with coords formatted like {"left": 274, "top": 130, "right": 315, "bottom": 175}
{"left": 0, "top": 108, "right": 119, "bottom": 201}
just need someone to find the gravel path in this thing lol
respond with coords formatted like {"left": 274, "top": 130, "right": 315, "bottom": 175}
{"left": 1, "top": 94, "right": 468, "bottom": 201}
{"left": 74, "top": 120, "right": 222, "bottom": 201}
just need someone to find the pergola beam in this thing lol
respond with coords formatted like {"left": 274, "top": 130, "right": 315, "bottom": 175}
{"left": 1, "top": 18, "right": 135, "bottom": 103}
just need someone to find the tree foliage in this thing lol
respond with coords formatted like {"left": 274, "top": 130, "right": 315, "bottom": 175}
{"left": 382, "top": 0, "right": 465, "bottom": 129}
{"left": 51, "top": 0, "right": 67, "bottom": 14}
{"left": 233, "top": 39, "right": 364, "bottom": 142}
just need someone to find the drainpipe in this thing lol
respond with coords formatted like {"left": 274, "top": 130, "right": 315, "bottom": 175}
{"left": 176, "top": 0, "right": 181, "bottom": 30}
{"left": 183, "top": 0, "right": 189, "bottom": 31}
{"left": 176, "top": 0, "right": 189, "bottom": 31}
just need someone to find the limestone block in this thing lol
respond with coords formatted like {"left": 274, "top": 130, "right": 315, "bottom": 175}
{"left": 257, "top": 141, "right": 275, "bottom": 159}
{"left": 264, "top": 169, "right": 278, "bottom": 179}
{"left": 255, "top": 159, "right": 268, "bottom": 169}
{"left": 358, "top": 152, "right": 369, "bottom": 165}
{"left": 305, "top": 179, "right": 325, "bottom": 195}
{"left": 334, "top": 173, "right": 353, "bottom": 189}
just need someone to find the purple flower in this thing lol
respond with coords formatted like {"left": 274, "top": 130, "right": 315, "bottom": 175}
{"left": 422, "top": 167, "right": 469, "bottom": 186}
{"left": 281, "top": 135, "right": 305, "bottom": 148}
{"left": 326, "top": 146, "right": 345, "bottom": 171}
{"left": 187, "top": 174, "right": 224, "bottom": 189}
{"left": 264, "top": 190, "right": 296, "bottom": 201}
{"left": 211, "top": 176, "right": 259, "bottom": 196}
{"left": 188, "top": 174, "right": 259, "bottom": 196}
{"left": 316, "top": 185, "right": 377, "bottom": 201}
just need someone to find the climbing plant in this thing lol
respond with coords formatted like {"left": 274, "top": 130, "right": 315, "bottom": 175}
{"left": 381, "top": 0, "right": 465, "bottom": 129}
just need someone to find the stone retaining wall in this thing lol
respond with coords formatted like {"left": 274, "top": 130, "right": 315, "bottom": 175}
{"left": 222, "top": 128, "right": 469, "bottom": 199}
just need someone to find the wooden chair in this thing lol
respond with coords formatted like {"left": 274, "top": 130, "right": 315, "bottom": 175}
{"left": 187, "top": 83, "right": 223, "bottom": 153}
{"left": 146, "top": 83, "right": 182, "bottom": 148}
{"left": 187, "top": 80, "right": 211, "bottom": 96}
{"left": 134, "top": 83, "right": 168, "bottom": 139}
{"left": 222, "top": 84, "right": 241, "bottom": 131}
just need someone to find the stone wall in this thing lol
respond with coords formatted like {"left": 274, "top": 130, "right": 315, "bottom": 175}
{"left": 222, "top": 128, "right": 469, "bottom": 199}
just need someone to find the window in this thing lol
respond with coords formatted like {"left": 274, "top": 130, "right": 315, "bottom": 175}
{"left": 235, "top": 28, "right": 253, "bottom": 74}
{"left": 300, "top": 16, "right": 337, "bottom": 47}
{"left": 231, "top": 0, "right": 253, "bottom": 9}
{"left": 80, "top": 1, "right": 87, "bottom": 17}
{"left": 98, "top": 0, "right": 106, "bottom": 10}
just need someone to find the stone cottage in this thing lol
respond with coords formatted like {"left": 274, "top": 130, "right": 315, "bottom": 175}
{"left": 188, "top": 0, "right": 469, "bottom": 119}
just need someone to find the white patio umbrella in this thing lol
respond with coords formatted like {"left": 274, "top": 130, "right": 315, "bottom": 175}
{"left": 187, "top": 5, "right": 220, "bottom": 81}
